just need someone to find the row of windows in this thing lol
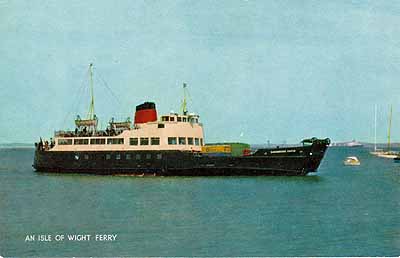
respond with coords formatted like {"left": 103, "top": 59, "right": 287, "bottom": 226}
{"left": 130, "top": 137, "right": 160, "bottom": 146}
{"left": 106, "top": 153, "right": 162, "bottom": 160}
{"left": 107, "top": 138, "right": 124, "bottom": 145}
{"left": 129, "top": 137, "right": 203, "bottom": 146}
{"left": 162, "top": 116, "right": 187, "bottom": 122}
{"left": 75, "top": 153, "right": 162, "bottom": 160}
{"left": 161, "top": 116, "right": 199, "bottom": 123}
{"left": 167, "top": 137, "right": 203, "bottom": 146}
{"left": 59, "top": 137, "right": 203, "bottom": 146}
{"left": 58, "top": 139, "right": 73, "bottom": 145}
{"left": 59, "top": 138, "right": 124, "bottom": 145}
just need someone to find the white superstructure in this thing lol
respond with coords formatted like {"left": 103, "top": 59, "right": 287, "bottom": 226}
{"left": 51, "top": 112, "right": 204, "bottom": 152}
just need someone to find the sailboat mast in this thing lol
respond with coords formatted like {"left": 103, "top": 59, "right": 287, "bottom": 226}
{"left": 374, "top": 104, "right": 377, "bottom": 152}
{"left": 387, "top": 104, "right": 392, "bottom": 151}
{"left": 87, "top": 63, "right": 95, "bottom": 120}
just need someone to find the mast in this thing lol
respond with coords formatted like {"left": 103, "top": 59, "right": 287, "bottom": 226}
{"left": 387, "top": 104, "right": 392, "bottom": 151}
{"left": 75, "top": 63, "right": 98, "bottom": 133}
{"left": 374, "top": 104, "right": 377, "bottom": 152}
{"left": 181, "top": 83, "right": 188, "bottom": 115}
{"left": 87, "top": 63, "right": 95, "bottom": 120}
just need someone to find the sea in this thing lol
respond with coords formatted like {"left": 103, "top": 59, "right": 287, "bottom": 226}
{"left": 0, "top": 147, "right": 399, "bottom": 257}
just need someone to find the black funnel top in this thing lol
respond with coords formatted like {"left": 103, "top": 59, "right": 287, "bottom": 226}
{"left": 136, "top": 102, "right": 156, "bottom": 111}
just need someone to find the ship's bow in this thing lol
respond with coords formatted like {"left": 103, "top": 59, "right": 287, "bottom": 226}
{"left": 303, "top": 138, "right": 330, "bottom": 172}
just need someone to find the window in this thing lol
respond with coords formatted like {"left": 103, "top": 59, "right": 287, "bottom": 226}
{"left": 177, "top": 117, "right": 182, "bottom": 122}
{"left": 107, "top": 138, "right": 124, "bottom": 144}
{"left": 151, "top": 137, "right": 160, "bottom": 145}
{"left": 162, "top": 116, "right": 169, "bottom": 121}
{"left": 106, "top": 154, "right": 111, "bottom": 160}
{"left": 84, "top": 154, "right": 89, "bottom": 160}
{"left": 188, "top": 137, "right": 194, "bottom": 145}
{"left": 156, "top": 153, "right": 162, "bottom": 160}
{"left": 116, "top": 154, "right": 121, "bottom": 160}
{"left": 170, "top": 116, "right": 175, "bottom": 122}
{"left": 146, "top": 153, "right": 151, "bottom": 159}
{"left": 74, "top": 139, "right": 89, "bottom": 145}
{"left": 200, "top": 138, "right": 203, "bottom": 146}
{"left": 135, "top": 154, "right": 141, "bottom": 160}
{"left": 90, "top": 138, "right": 105, "bottom": 144}
{"left": 195, "top": 138, "right": 200, "bottom": 146}
{"left": 58, "top": 139, "right": 72, "bottom": 145}
{"left": 158, "top": 124, "right": 165, "bottom": 128}
{"left": 188, "top": 117, "right": 199, "bottom": 123}
{"left": 126, "top": 154, "right": 131, "bottom": 160}
{"left": 183, "top": 117, "right": 187, "bottom": 122}
{"left": 168, "top": 137, "right": 177, "bottom": 145}
{"left": 130, "top": 138, "right": 138, "bottom": 145}
{"left": 179, "top": 137, "right": 186, "bottom": 145}
{"left": 140, "top": 137, "right": 149, "bottom": 145}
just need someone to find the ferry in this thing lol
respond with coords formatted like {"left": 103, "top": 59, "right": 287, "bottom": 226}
{"left": 33, "top": 64, "right": 330, "bottom": 176}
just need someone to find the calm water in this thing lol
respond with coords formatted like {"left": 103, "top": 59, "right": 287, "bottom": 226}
{"left": 0, "top": 147, "right": 399, "bottom": 257}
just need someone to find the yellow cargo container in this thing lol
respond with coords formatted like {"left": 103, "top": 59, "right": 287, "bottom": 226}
{"left": 202, "top": 145, "right": 232, "bottom": 153}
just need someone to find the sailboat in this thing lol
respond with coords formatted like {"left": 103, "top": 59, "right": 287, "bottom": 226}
{"left": 370, "top": 104, "right": 398, "bottom": 159}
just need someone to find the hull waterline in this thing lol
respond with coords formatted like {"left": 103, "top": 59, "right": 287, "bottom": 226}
{"left": 33, "top": 138, "right": 329, "bottom": 176}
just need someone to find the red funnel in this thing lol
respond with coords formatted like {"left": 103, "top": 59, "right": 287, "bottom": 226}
{"left": 134, "top": 102, "right": 157, "bottom": 124}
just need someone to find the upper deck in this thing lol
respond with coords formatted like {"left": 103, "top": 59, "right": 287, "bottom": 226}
{"left": 48, "top": 111, "right": 204, "bottom": 152}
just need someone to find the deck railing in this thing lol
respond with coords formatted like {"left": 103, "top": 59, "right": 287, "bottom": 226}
{"left": 54, "top": 129, "right": 125, "bottom": 138}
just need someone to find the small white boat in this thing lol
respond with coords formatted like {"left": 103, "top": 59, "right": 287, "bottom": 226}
{"left": 344, "top": 156, "right": 361, "bottom": 166}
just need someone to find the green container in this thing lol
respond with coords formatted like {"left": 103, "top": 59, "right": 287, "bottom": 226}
{"left": 205, "top": 142, "right": 250, "bottom": 157}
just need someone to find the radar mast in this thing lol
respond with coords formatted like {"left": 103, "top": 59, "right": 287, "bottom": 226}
{"left": 181, "top": 83, "right": 189, "bottom": 115}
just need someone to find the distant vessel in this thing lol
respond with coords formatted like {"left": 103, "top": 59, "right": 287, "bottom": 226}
{"left": 347, "top": 140, "right": 363, "bottom": 147}
{"left": 32, "top": 64, "right": 330, "bottom": 176}
{"left": 346, "top": 140, "right": 363, "bottom": 147}
{"left": 370, "top": 105, "right": 398, "bottom": 159}
{"left": 343, "top": 156, "right": 360, "bottom": 166}
{"left": 329, "top": 140, "right": 363, "bottom": 147}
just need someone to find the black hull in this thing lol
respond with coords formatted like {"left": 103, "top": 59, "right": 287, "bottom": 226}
{"left": 33, "top": 139, "right": 329, "bottom": 176}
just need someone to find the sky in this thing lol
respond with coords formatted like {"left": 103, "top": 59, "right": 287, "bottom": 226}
{"left": 1, "top": 0, "right": 400, "bottom": 144}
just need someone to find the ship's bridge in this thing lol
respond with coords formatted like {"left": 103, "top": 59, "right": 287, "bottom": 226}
{"left": 160, "top": 112, "right": 200, "bottom": 124}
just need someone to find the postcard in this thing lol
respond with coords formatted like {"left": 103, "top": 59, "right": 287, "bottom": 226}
{"left": 1, "top": 1, "right": 399, "bottom": 257}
